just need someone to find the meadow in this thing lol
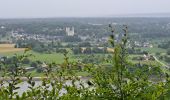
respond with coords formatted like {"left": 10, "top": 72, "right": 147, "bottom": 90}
{"left": 0, "top": 44, "right": 78, "bottom": 64}
{"left": 140, "top": 47, "right": 166, "bottom": 54}
{"left": 0, "top": 43, "right": 166, "bottom": 67}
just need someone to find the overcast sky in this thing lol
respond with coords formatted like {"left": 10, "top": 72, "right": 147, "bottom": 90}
{"left": 0, "top": 0, "right": 170, "bottom": 18}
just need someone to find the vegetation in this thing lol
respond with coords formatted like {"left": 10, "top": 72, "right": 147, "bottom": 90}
{"left": 0, "top": 25, "right": 170, "bottom": 99}
{"left": 167, "top": 48, "right": 170, "bottom": 55}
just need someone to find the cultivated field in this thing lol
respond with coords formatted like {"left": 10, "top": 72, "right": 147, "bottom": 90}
{"left": 0, "top": 44, "right": 25, "bottom": 53}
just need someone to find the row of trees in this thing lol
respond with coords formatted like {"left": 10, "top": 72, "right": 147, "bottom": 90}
{"left": 15, "top": 39, "right": 66, "bottom": 53}
{"left": 127, "top": 48, "right": 148, "bottom": 55}
{"left": 158, "top": 41, "right": 170, "bottom": 49}
{"left": 159, "top": 55, "right": 170, "bottom": 63}
{"left": 72, "top": 47, "right": 107, "bottom": 54}
{"left": 15, "top": 38, "right": 108, "bottom": 54}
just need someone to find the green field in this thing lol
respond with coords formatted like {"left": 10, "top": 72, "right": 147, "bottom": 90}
{"left": 1, "top": 50, "right": 78, "bottom": 64}
{"left": 0, "top": 49, "right": 167, "bottom": 77}
{"left": 140, "top": 47, "right": 166, "bottom": 54}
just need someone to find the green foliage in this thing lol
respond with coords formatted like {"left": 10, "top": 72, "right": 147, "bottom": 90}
{"left": 0, "top": 25, "right": 170, "bottom": 100}
{"left": 167, "top": 48, "right": 170, "bottom": 55}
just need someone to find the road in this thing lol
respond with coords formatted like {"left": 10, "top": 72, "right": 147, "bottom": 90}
{"left": 153, "top": 56, "right": 168, "bottom": 68}
{"left": 153, "top": 55, "right": 170, "bottom": 74}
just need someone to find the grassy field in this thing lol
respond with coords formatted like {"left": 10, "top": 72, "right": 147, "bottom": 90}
{"left": 0, "top": 44, "right": 76, "bottom": 64}
{"left": 129, "top": 54, "right": 162, "bottom": 66}
{"left": 29, "top": 51, "right": 78, "bottom": 63}
{"left": 1, "top": 50, "right": 78, "bottom": 64}
{"left": 0, "top": 44, "right": 165, "bottom": 76}
{"left": 140, "top": 47, "right": 166, "bottom": 54}
{"left": 0, "top": 44, "right": 164, "bottom": 66}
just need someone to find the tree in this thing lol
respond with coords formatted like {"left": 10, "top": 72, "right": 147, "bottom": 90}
{"left": 22, "top": 58, "right": 30, "bottom": 64}
{"left": 79, "top": 42, "right": 91, "bottom": 47}
{"left": 83, "top": 47, "right": 91, "bottom": 54}
{"left": 167, "top": 48, "right": 170, "bottom": 55}
{"left": 72, "top": 47, "right": 81, "bottom": 54}
{"left": 63, "top": 36, "right": 81, "bottom": 42}
{"left": 165, "top": 55, "right": 170, "bottom": 62}
{"left": 92, "top": 47, "right": 104, "bottom": 53}
{"left": 156, "top": 52, "right": 161, "bottom": 56}
{"left": 31, "top": 62, "right": 38, "bottom": 68}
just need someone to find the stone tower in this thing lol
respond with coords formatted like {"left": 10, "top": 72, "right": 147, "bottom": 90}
{"left": 66, "top": 27, "right": 75, "bottom": 36}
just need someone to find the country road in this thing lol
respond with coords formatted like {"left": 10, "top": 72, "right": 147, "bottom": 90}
{"left": 153, "top": 56, "right": 168, "bottom": 68}
{"left": 152, "top": 55, "right": 170, "bottom": 74}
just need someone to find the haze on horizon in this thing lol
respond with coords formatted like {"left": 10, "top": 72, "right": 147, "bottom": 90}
{"left": 0, "top": 0, "right": 170, "bottom": 18}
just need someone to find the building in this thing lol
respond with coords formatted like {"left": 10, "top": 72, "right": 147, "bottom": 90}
{"left": 0, "top": 26, "right": 5, "bottom": 29}
{"left": 66, "top": 27, "right": 75, "bottom": 36}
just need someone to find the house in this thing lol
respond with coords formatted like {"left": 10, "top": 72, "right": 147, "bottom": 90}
{"left": 143, "top": 54, "right": 150, "bottom": 61}
{"left": 143, "top": 54, "right": 155, "bottom": 61}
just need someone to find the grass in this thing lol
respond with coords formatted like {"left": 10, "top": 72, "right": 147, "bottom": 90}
{"left": 140, "top": 47, "right": 166, "bottom": 54}
{"left": 29, "top": 51, "right": 78, "bottom": 63}
{"left": 129, "top": 54, "right": 162, "bottom": 66}
{"left": 0, "top": 44, "right": 76, "bottom": 64}
{"left": 75, "top": 72, "right": 90, "bottom": 76}
{"left": 0, "top": 45, "right": 165, "bottom": 76}
{"left": 129, "top": 60, "right": 161, "bottom": 66}
{"left": 1, "top": 50, "right": 78, "bottom": 64}
{"left": 129, "top": 54, "right": 143, "bottom": 58}
{"left": 29, "top": 70, "right": 45, "bottom": 77}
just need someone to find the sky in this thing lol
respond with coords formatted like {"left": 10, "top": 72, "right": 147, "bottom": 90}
{"left": 0, "top": 0, "right": 170, "bottom": 18}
